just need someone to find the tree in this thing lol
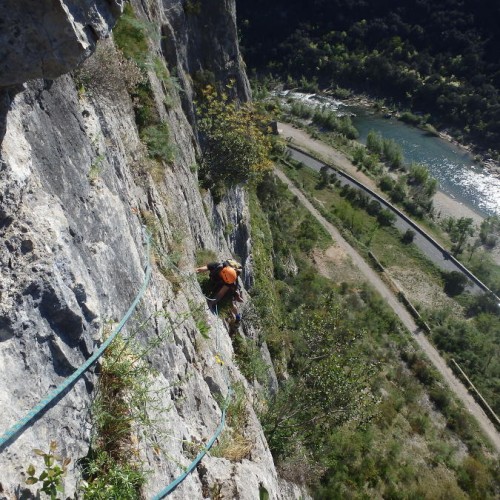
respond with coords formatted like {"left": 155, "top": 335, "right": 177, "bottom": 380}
{"left": 402, "top": 228, "right": 416, "bottom": 244}
{"left": 408, "top": 163, "right": 431, "bottom": 187}
{"left": 318, "top": 165, "right": 330, "bottom": 188}
{"left": 262, "top": 297, "right": 376, "bottom": 457}
{"left": 448, "top": 217, "right": 475, "bottom": 254}
{"left": 366, "top": 130, "right": 383, "bottom": 155}
{"left": 377, "top": 208, "right": 396, "bottom": 226}
{"left": 197, "top": 85, "right": 273, "bottom": 186}
{"left": 443, "top": 271, "right": 468, "bottom": 296}
{"left": 367, "top": 199, "right": 382, "bottom": 216}
{"left": 479, "top": 215, "right": 500, "bottom": 249}
{"left": 382, "top": 138, "right": 404, "bottom": 169}
{"left": 379, "top": 175, "right": 394, "bottom": 192}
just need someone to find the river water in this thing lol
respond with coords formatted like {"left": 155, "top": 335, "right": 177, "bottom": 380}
{"left": 350, "top": 107, "right": 500, "bottom": 218}
{"left": 278, "top": 91, "right": 500, "bottom": 218}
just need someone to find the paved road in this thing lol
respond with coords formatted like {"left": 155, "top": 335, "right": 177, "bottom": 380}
{"left": 274, "top": 166, "right": 500, "bottom": 454}
{"left": 288, "top": 146, "right": 484, "bottom": 293}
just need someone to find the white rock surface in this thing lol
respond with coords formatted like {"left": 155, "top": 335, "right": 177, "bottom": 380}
{"left": 0, "top": 1, "right": 308, "bottom": 498}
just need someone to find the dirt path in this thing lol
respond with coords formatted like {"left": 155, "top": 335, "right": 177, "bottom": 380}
{"left": 274, "top": 166, "right": 500, "bottom": 454}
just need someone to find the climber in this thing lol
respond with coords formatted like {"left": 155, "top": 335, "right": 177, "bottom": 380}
{"left": 196, "top": 260, "right": 244, "bottom": 311}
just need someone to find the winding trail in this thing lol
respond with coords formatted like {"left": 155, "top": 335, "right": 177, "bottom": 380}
{"left": 274, "top": 166, "right": 500, "bottom": 454}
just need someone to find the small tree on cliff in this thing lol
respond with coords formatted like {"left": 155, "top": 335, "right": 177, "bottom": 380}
{"left": 197, "top": 84, "right": 273, "bottom": 187}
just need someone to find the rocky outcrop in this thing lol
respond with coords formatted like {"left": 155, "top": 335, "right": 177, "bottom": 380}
{"left": 149, "top": 0, "right": 251, "bottom": 124}
{"left": 0, "top": 0, "right": 124, "bottom": 87}
{"left": 0, "top": 0, "right": 307, "bottom": 498}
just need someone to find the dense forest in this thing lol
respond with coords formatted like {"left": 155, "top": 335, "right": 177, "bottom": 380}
{"left": 236, "top": 0, "right": 500, "bottom": 153}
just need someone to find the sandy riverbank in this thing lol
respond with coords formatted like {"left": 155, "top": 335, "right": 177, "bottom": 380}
{"left": 341, "top": 93, "right": 500, "bottom": 179}
{"left": 433, "top": 191, "right": 483, "bottom": 224}
{"left": 279, "top": 121, "right": 485, "bottom": 223}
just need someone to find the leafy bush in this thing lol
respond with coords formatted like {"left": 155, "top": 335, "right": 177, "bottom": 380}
{"left": 377, "top": 208, "right": 396, "bottom": 226}
{"left": 443, "top": 270, "right": 469, "bottom": 296}
{"left": 312, "top": 108, "right": 358, "bottom": 139}
{"left": 382, "top": 138, "right": 404, "bottom": 169}
{"left": 197, "top": 85, "right": 273, "bottom": 186}
{"left": 379, "top": 175, "right": 394, "bottom": 192}
{"left": 289, "top": 101, "right": 313, "bottom": 119}
{"left": 479, "top": 215, "right": 500, "bottom": 249}
{"left": 75, "top": 39, "right": 143, "bottom": 97}
{"left": 112, "top": 4, "right": 155, "bottom": 68}
{"left": 140, "top": 123, "right": 175, "bottom": 163}
{"left": 25, "top": 442, "right": 70, "bottom": 499}
{"left": 402, "top": 228, "right": 416, "bottom": 244}
{"left": 366, "top": 130, "right": 384, "bottom": 155}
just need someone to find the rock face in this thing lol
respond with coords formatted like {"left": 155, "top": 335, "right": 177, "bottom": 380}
{"left": 0, "top": 0, "right": 124, "bottom": 87}
{"left": 0, "top": 0, "right": 306, "bottom": 498}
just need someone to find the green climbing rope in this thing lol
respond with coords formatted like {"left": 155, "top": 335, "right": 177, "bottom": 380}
{"left": 0, "top": 230, "right": 152, "bottom": 451}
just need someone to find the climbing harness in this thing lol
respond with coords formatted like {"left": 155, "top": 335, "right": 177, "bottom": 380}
{"left": 0, "top": 229, "right": 152, "bottom": 451}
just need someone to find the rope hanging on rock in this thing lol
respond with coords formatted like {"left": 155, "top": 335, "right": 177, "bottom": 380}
{"left": 151, "top": 303, "right": 233, "bottom": 499}
{"left": 0, "top": 229, "right": 152, "bottom": 452}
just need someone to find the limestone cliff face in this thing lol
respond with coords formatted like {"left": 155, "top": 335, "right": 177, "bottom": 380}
{"left": 0, "top": 0, "right": 124, "bottom": 87}
{"left": 0, "top": 1, "right": 305, "bottom": 498}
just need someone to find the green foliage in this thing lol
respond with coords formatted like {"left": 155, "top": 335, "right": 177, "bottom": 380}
{"left": 25, "top": 441, "right": 70, "bottom": 499}
{"left": 479, "top": 215, "right": 500, "bottom": 249}
{"left": 379, "top": 174, "right": 394, "bottom": 192}
{"left": 399, "top": 111, "right": 424, "bottom": 126}
{"left": 211, "top": 383, "right": 252, "bottom": 461}
{"left": 262, "top": 296, "right": 376, "bottom": 457}
{"left": 79, "top": 331, "right": 161, "bottom": 496}
{"left": 377, "top": 208, "right": 396, "bottom": 226}
{"left": 88, "top": 154, "right": 106, "bottom": 185}
{"left": 239, "top": 0, "right": 500, "bottom": 152}
{"left": 443, "top": 216, "right": 476, "bottom": 254}
{"left": 289, "top": 101, "right": 314, "bottom": 119}
{"left": 80, "top": 451, "right": 146, "bottom": 499}
{"left": 113, "top": 3, "right": 175, "bottom": 172}
{"left": 151, "top": 56, "right": 182, "bottom": 108}
{"left": 382, "top": 138, "right": 404, "bottom": 169}
{"left": 366, "top": 130, "right": 384, "bottom": 155}
{"left": 312, "top": 108, "right": 359, "bottom": 139}
{"left": 197, "top": 85, "right": 273, "bottom": 187}
{"left": 140, "top": 123, "right": 175, "bottom": 163}
{"left": 426, "top": 306, "right": 500, "bottom": 414}
{"left": 443, "top": 270, "right": 469, "bottom": 296}
{"left": 113, "top": 4, "right": 153, "bottom": 68}
{"left": 233, "top": 334, "right": 269, "bottom": 385}
{"left": 402, "top": 162, "right": 438, "bottom": 216}
{"left": 250, "top": 166, "right": 499, "bottom": 496}
{"left": 188, "top": 299, "right": 211, "bottom": 339}
{"left": 402, "top": 228, "right": 416, "bottom": 244}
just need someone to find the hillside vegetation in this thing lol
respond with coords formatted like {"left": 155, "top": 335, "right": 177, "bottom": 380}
{"left": 237, "top": 0, "right": 500, "bottom": 155}
{"left": 248, "top": 172, "right": 499, "bottom": 498}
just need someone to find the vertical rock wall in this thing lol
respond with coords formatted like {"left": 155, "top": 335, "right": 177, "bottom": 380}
{"left": 0, "top": 0, "right": 124, "bottom": 86}
{"left": 0, "top": 1, "right": 306, "bottom": 498}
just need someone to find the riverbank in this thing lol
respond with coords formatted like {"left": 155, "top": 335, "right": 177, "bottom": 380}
{"left": 279, "top": 121, "right": 500, "bottom": 267}
{"left": 340, "top": 92, "right": 500, "bottom": 180}
{"left": 279, "top": 121, "right": 485, "bottom": 225}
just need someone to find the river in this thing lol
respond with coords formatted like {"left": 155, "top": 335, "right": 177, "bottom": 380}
{"left": 350, "top": 106, "right": 500, "bottom": 218}
{"left": 278, "top": 91, "right": 500, "bottom": 218}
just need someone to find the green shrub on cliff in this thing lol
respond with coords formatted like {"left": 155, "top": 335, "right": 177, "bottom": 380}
{"left": 197, "top": 85, "right": 273, "bottom": 186}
